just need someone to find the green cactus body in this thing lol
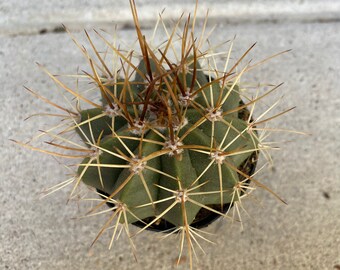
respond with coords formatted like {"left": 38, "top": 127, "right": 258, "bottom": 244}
{"left": 76, "top": 57, "right": 258, "bottom": 228}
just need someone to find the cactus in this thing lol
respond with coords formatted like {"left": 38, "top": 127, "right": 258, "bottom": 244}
{"left": 16, "top": 0, "right": 298, "bottom": 269}
{"left": 77, "top": 55, "right": 258, "bottom": 228}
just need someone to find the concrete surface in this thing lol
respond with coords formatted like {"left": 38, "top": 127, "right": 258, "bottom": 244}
{"left": 1, "top": 0, "right": 340, "bottom": 269}
{"left": 1, "top": 0, "right": 340, "bottom": 35}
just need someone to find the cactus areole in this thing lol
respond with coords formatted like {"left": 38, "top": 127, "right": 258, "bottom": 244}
{"left": 76, "top": 53, "right": 260, "bottom": 231}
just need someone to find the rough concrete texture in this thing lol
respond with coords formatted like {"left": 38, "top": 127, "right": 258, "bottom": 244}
{"left": 1, "top": 0, "right": 340, "bottom": 269}
{"left": 1, "top": 0, "right": 340, "bottom": 35}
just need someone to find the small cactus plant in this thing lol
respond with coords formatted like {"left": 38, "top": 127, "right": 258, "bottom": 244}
{"left": 77, "top": 54, "right": 258, "bottom": 229}
{"left": 16, "top": 0, "right": 297, "bottom": 268}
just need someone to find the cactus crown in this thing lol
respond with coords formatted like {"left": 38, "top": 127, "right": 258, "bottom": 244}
{"left": 17, "top": 0, "right": 296, "bottom": 268}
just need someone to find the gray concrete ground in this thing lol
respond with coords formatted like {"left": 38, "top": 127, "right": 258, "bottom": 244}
{"left": 1, "top": 1, "right": 340, "bottom": 269}
{"left": 2, "top": 0, "right": 340, "bottom": 35}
